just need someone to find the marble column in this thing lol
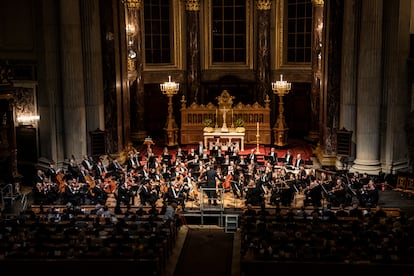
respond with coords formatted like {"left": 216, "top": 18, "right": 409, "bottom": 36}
{"left": 256, "top": 0, "right": 271, "bottom": 104}
{"left": 80, "top": 0, "right": 105, "bottom": 147}
{"left": 315, "top": 0, "right": 342, "bottom": 166}
{"left": 336, "top": 0, "right": 358, "bottom": 168}
{"left": 378, "top": 0, "right": 411, "bottom": 173}
{"left": 351, "top": 0, "right": 383, "bottom": 174}
{"left": 306, "top": 0, "right": 324, "bottom": 143}
{"left": 185, "top": 0, "right": 201, "bottom": 105}
{"left": 125, "top": 0, "right": 146, "bottom": 142}
{"left": 126, "top": 0, "right": 145, "bottom": 142}
{"left": 59, "top": 0, "right": 87, "bottom": 160}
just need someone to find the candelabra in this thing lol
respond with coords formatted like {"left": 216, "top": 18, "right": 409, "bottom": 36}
{"left": 272, "top": 74, "right": 291, "bottom": 147}
{"left": 160, "top": 76, "right": 179, "bottom": 147}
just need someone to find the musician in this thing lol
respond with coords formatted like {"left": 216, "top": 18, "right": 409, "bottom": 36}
{"left": 284, "top": 149, "right": 294, "bottom": 166}
{"left": 146, "top": 152, "right": 159, "bottom": 169}
{"left": 187, "top": 148, "right": 197, "bottom": 161}
{"left": 127, "top": 151, "right": 139, "bottom": 171}
{"left": 359, "top": 178, "right": 379, "bottom": 207}
{"left": 45, "top": 162, "right": 60, "bottom": 183}
{"left": 196, "top": 141, "right": 205, "bottom": 156}
{"left": 160, "top": 163, "right": 172, "bottom": 181}
{"left": 267, "top": 147, "right": 278, "bottom": 165}
{"left": 33, "top": 176, "right": 51, "bottom": 205}
{"left": 294, "top": 153, "right": 304, "bottom": 169}
{"left": 67, "top": 158, "right": 80, "bottom": 179}
{"left": 93, "top": 160, "right": 108, "bottom": 181}
{"left": 304, "top": 177, "right": 322, "bottom": 207}
{"left": 230, "top": 148, "right": 240, "bottom": 164}
{"left": 89, "top": 178, "right": 108, "bottom": 205}
{"left": 116, "top": 180, "right": 134, "bottom": 208}
{"left": 244, "top": 177, "right": 265, "bottom": 206}
{"left": 64, "top": 178, "right": 85, "bottom": 206}
{"left": 108, "top": 158, "right": 124, "bottom": 180}
{"left": 214, "top": 149, "right": 225, "bottom": 165}
{"left": 161, "top": 147, "right": 172, "bottom": 166}
{"left": 175, "top": 147, "right": 186, "bottom": 161}
{"left": 34, "top": 168, "right": 46, "bottom": 185}
{"left": 167, "top": 180, "right": 186, "bottom": 211}
{"left": 329, "top": 177, "right": 347, "bottom": 207}
{"left": 295, "top": 166, "right": 309, "bottom": 190}
{"left": 350, "top": 171, "right": 362, "bottom": 190}
{"left": 182, "top": 171, "right": 198, "bottom": 201}
{"left": 233, "top": 170, "right": 246, "bottom": 199}
{"left": 246, "top": 149, "right": 257, "bottom": 164}
{"left": 227, "top": 142, "right": 236, "bottom": 156}
{"left": 81, "top": 154, "right": 94, "bottom": 173}
{"left": 77, "top": 165, "right": 90, "bottom": 184}
{"left": 201, "top": 148, "right": 210, "bottom": 163}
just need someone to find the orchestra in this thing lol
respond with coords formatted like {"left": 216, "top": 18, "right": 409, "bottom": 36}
{"left": 31, "top": 145, "right": 382, "bottom": 211}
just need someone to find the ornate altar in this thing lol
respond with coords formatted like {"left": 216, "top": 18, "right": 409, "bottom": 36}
{"left": 180, "top": 90, "right": 271, "bottom": 145}
{"left": 0, "top": 65, "right": 18, "bottom": 184}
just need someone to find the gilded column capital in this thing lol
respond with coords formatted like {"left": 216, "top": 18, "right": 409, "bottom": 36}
{"left": 123, "top": 0, "right": 142, "bottom": 9}
{"left": 312, "top": 0, "right": 324, "bottom": 6}
{"left": 256, "top": 0, "right": 271, "bottom": 10}
{"left": 185, "top": 0, "right": 200, "bottom": 11}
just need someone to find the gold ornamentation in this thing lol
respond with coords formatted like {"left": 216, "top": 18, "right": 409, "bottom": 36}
{"left": 185, "top": 0, "right": 200, "bottom": 11}
{"left": 127, "top": 58, "right": 136, "bottom": 71}
{"left": 123, "top": 0, "right": 141, "bottom": 9}
{"left": 312, "top": 0, "right": 324, "bottom": 6}
{"left": 256, "top": 0, "right": 271, "bottom": 10}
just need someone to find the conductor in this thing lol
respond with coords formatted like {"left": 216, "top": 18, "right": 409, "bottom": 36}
{"left": 200, "top": 165, "right": 221, "bottom": 205}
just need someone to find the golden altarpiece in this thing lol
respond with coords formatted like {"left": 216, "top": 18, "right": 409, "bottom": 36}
{"left": 180, "top": 90, "right": 271, "bottom": 147}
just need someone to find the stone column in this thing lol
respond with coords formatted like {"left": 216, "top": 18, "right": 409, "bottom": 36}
{"left": 306, "top": 0, "right": 324, "bottom": 143}
{"left": 125, "top": 0, "right": 146, "bottom": 142}
{"left": 315, "top": 0, "right": 342, "bottom": 166}
{"left": 59, "top": 0, "right": 87, "bottom": 160}
{"left": 256, "top": 0, "right": 271, "bottom": 104}
{"left": 80, "top": 0, "right": 105, "bottom": 148}
{"left": 336, "top": 0, "right": 358, "bottom": 169}
{"left": 351, "top": 0, "right": 383, "bottom": 174}
{"left": 185, "top": 0, "right": 201, "bottom": 104}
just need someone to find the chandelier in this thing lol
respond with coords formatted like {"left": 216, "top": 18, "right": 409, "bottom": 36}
{"left": 160, "top": 75, "right": 180, "bottom": 95}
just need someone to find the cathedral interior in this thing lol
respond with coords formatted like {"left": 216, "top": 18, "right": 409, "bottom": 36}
{"left": 1, "top": 1, "right": 414, "bottom": 275}
{"left": 0, "top": 0, "right": 413, "bottom": 195}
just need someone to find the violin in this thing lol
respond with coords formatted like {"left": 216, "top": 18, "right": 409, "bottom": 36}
{"left": 104, "top": 177, "right": 117, "bottom": 194}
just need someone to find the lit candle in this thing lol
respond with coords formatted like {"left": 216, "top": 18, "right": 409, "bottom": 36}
{"left": 168, "top": 75, "right": 171, "bottom": 82}
{"left": 257, "top": 122, "right": 259, "bottom": 135}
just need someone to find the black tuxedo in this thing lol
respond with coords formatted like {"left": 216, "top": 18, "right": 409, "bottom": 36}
{"left": 247, "top": 152, "right": 257, "bottom": 164}
{"left": 294, "top": 158, "right": 304, "bottom": 168}
{"left": 285, "top": 154, "right": 293, "bottom": 166}
{"left": 267, "top": 151, "right": 278, "bottom": 165}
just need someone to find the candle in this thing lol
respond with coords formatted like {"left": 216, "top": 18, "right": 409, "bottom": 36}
{"left": 216, "top": 109, "right": 218, "bottom": 124}
{"left": 231, "top": 109, "right": 233, "bottom": 123}
{"left": 257, "top": 122, "right": 259, "bottom": 134}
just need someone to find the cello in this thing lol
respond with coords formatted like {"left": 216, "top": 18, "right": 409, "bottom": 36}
{"left": 56, "top": 170, "right": 67, "bottom": 193}
{"left": 222, "top": 173, "right": 233, "bottom": 192}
